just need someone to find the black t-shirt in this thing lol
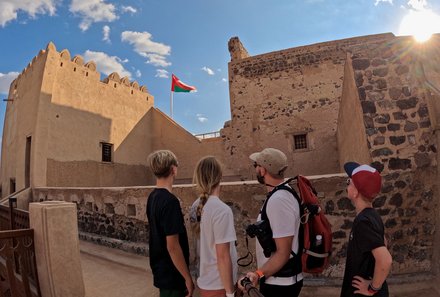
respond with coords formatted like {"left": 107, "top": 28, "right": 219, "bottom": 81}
{"left": 146, "top": 188, "right": 190, "bottom": 290}
{"left": 340, "top": 208, "right": 389, "bottom": 297}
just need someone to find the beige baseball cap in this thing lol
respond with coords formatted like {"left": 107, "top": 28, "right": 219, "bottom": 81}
{"left": 249, "top": 148, "right": 288, "bottom": 177}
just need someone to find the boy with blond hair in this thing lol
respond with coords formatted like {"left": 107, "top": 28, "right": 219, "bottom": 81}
{"left": 146, "top": 150, "right": 194, "bottom": 297}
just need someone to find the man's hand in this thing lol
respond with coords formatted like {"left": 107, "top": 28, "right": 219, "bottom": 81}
{"left": 237, "top": 272, "right": 259, "bottom": 293}
{"left": 184, "top": 277, "right": 194, "bottom": 297}
{"left": 352, "top": 276, "right": 373, "bottom": 296}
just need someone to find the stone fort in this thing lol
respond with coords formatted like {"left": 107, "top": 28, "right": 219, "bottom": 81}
{"left": 1, "top": 32, "right": 440, "bottom": 293}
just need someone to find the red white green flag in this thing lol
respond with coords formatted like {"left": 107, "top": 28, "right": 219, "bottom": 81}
{"left": 171, "top": 74, "right": 196, "bottom": 92}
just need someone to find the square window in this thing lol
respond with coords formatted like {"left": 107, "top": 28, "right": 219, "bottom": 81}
{"left": 101, "top": 142, "right": 113, "bottom": 162}
{"left": 294, "top": 134, "right": 308, "bottom": 150}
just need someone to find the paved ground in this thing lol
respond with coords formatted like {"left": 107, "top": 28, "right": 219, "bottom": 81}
{"left": 80, "top": 240, "right": 440, "bottom": 297}
{"left": 80, "top": 240, "right": 158, "bottom": 297}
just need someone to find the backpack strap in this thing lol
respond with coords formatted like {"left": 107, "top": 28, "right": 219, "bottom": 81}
{"left": 260, "top": 177, "right": 304, "bottom": 276}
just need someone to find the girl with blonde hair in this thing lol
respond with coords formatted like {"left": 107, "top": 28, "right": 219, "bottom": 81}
{"left": 192, "top": 156, "right": 238, "bottom": 297}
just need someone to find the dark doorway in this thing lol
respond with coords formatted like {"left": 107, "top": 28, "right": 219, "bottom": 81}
{"left": 9, "top": 178, "right": 16, "bottom": 194}
{"left": 25, "top": 136, "right": 31, "bottom": 188}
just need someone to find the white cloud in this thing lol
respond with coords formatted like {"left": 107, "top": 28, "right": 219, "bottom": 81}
{"left": 155, "top": 69, "right": 169, "bottom": 78}
{"left": 135, "top": 70, "right": 142, "bottom": 78}
{"left": 83, "top": 50, "right": 131, "bottom": 78}
{"left": 197, "top": 114, "right": 208, "bottom": 123}
{"left": 121, "top": 31, "right": 171, "bottom": 67}
{"left": 116, "top": 57, "right": 129, "bottom": 63}
{"left": 102, "top": 25, "right": 110, "bottom": 42}
{"left": 202, "top": 67, "right": 215, "bottom": 75}
{"left": 374, "top": 0, "right": 393, "bottom": 5}
{"left": 145, "top": 54, "right": 171, "bottom": 67}
{"left": 69, "top": 0, "right": 118, "bottom": 31}
{"left": 0, "top": 72, "right": 19, "bottom": 94}
{"left": 0, "top": 0, "right": 57, "bottom": 27}
{"left": 121, "top": 5, "right": 137, "bottom": 14}
{"left": 222, "top": 78, "right": 227, "bottom": 82}
{"left": 407, "top": 0, "right": 427, "bottom": 10}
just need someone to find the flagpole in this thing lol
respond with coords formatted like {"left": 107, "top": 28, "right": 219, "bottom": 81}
{"left": 170, "top": 90, "right": 174, "bottom": 119}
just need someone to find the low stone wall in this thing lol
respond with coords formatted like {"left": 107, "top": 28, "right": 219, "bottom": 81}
{"left": 33, "top": 171, "right": 438, "bottom": 278}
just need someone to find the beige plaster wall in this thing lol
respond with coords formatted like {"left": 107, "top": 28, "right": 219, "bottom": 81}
{"left": 1, "top": 42, "right": 158, "bottom": 191}
{"left": 41, "top": 45, "right": 154, "bottom": 187}
{"left": 1, "top": 48, "right": 48, "bottom": 196}
{"left": 148, "top": 108, "right": 234, "bottom": 183}
{"left": 336, "top": 53, "right": 372, "bottom": 168}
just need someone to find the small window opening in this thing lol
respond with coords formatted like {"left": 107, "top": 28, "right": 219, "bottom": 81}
{"left": 60, "top": 62, "right": 63, "bottom": 67}
{"left": 101, "top": 142, "right": 113, "bottom": 162}
{"left": 294, "top": 134, "right": 308, "bottom": 150}
{"left": 114, "top": 83, "right": 117, "bottom": 88}
{"left": 85, "top": 202, "right": 93, "bottom": 211}
{"left": 127, "top": 204, "right": 136, "bottom": 216}
{"left": 73, "top": 67, "right": 76, "bottom": 72}
{"left": 105, "top": 203, "right": 115, "bottom": 214}
{"left": 86, "top": 72, "right": 88, "bottom": 77}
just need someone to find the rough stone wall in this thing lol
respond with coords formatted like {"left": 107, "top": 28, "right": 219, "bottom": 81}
{"left": 222, "top": 34, "right": 394, "bottom": 180}
{"left": 342, "top": 35, "right": 440, "bottom": 272}
{"left": 33, "top": 170, "right": 436, "bottom": 277}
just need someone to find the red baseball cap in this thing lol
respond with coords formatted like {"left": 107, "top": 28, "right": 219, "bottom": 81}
{"left": 344, "top": 162, "right": 382, "bottom": 200}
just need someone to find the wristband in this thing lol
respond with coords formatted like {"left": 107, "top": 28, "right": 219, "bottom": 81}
{"left": 368, "top": 283, "right": 381, "bottom": 295}
{"left": 255, "top": 269, "right": 264, "bottom": 280}
{"left": 226, "top": 292, "right": 235, "bottom": 297}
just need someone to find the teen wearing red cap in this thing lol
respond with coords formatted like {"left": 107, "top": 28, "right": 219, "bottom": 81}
{"left": 340, "top": 162, "right": 393, "bottom": 297}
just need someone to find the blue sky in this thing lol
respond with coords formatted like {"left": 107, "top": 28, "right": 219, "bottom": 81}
{"left": 1, "top": 0, "right": 440, "bottom": 143}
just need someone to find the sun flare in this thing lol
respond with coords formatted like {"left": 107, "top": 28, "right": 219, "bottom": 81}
{"left": 399, "top": 9, "right": 440, "bottom": 42}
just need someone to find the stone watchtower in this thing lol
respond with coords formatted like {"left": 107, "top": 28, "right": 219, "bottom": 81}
{"left": 1, "top": 42, "right": 154, "bottom": 195}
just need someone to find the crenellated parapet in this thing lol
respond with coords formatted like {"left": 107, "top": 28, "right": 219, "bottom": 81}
{"left": 48, "top": 42, "right": 151, "bottom": 96}
{"left": 12, "top": 44, "right": 49, "bottom": 86}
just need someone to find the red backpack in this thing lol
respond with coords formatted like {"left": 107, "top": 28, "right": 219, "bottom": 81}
{"left": 241, "top": 175, "right": 332, "bottom": 274}
{"left": 292, "top": 175, "right": 332, "bottom": 274}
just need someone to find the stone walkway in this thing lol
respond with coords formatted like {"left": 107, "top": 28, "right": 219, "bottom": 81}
{"left": 80, "top": 240, "right": 158, "bottom": 297}
{"left": 80, "top": 240, "right": 440, "bottom": 297}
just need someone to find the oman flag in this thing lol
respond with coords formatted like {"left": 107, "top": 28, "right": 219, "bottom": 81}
{"left": 171, "top": 74, "right": 196, "bottom": 92}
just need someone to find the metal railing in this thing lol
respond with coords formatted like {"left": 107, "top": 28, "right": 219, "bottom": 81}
{"left": 195, "top": 131, "right": 221, "bottom": 139}
{"left": 0, "top": 229, "right": 41, "bottom": 297}
{"left": 0, "top": 198, "right": 39, "bottom": 297}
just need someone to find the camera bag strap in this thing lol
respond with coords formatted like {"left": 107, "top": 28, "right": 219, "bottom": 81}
{"left": 261, "top": 178, "right": 304, "bottom": 276}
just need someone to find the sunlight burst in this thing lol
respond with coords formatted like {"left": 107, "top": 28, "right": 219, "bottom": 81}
{"left": 399, "top": 9, "right": 440, "bottom": 42}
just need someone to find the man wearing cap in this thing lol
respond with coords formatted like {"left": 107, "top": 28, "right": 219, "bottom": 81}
{"left": 341, "top": 162, "right": 393, "bottom": 297}
{"left": 239, "top": 148, "right": 303, "bottom": 297}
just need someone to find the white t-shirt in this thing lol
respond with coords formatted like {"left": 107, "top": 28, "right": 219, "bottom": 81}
{"left": 256, "top": 187, "right": 303, "bottom": 285}
{"left": 195, "top": 196, "right": 238, "bottom": 290}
